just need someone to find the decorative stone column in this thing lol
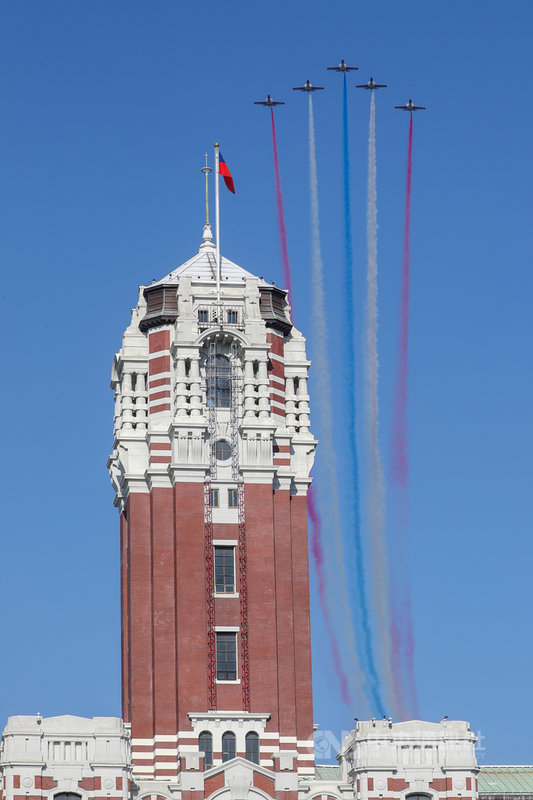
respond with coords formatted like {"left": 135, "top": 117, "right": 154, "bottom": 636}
{"left": 285, "top": 376, "right": 296, "bottom": 433}
{"left": 122, "top": 372, "right": 134, "bottom": 430}
{"left": 136, "top": 372, "right": 147, "bottom": 430}
{"left": 175, "top": 357, "right": 187, "bottom": 417}
{"left": 189, "top": 357, "right": 202, "bottom": 416}
{"left": 244, "top": 359, "right": 256, "bottom": 419}
{"left": 297, "top": 375, "right": 310, "bottom": 434}
{"left": 258, "top": 359, "right": 270, "bottom": 419}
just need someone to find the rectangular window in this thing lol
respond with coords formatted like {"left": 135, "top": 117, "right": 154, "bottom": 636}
{"left": 210, "top": 488, "right": 220, "bottom": 508}
{"left": 216, "top": 631, "right": 237, "bottom": 680}
{"left": 227, "top": 310, "right": 238, "bottom": 324}
{"left": 228, "top": 488, "right": 238, "bottom": 508}
{"left": 198, "top": 309, "right": 209, "bottom": 323}
{"left": 214, "top": 545, "right": 235, "bottom": 593}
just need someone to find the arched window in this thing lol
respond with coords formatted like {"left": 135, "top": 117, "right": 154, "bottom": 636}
{"left": 245, "top": 731, "right": 259, "bottom": 764}
{"left": 406, "top": 794, "right": 433, "bottom": 800}
{"left": 222, "top": 731, "right": 236, "bottom": 762}
{"left": 198, "top": 730, "right": 213, "bottom": 770}
{"left": 207, "top": 354, "right": 231, "bottom": 408}
{"left": 54, "top": 794, "right": 82, "bottom": 800}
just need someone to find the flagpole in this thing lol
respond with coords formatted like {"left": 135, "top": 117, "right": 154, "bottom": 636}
{"left": 214, "top": 142, "right": 221, "bottom": 302}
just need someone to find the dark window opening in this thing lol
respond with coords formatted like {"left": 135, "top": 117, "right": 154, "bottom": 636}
{"left": 198, "top": 309, "right": 209, "bottom": 323}
{"left": 55, "top": 794, "right": 82, "bottom": 800}
{"left": 210, "top": 488, "right": 220, "bottom": 508}
{"left": 199, "top": 731, "right": 213, "bottom": 770}
{"left": 228, "top": 488, "right": 238, "bottom": 508}
{"left": 222, "top": 731, "right": 236, "bottom": 762}
{"left": 245, "top": 732, "right": 260, "bottom": 764}
{"left": 227, "top": 310, "right": 238, "bottom": 324}
{"left": 216, "top": 632, "right": 237, "bottom": 680}
{"left": 214, "top": 546, "right": 235, "bottom": 593}
{"left": 207, "top": 354, "right": 231, "bottom": 408}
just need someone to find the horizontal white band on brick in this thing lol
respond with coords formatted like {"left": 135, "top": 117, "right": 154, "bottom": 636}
{"left": 260, "top": 760, "right": 273, "bottom": 766}
{"left": 279, "top": 736, "right": 298, "bottom": 743}
{"left": 261, "top": 732, "right": 280, "bottom": 739}
{"left": 268, "top": 352, "right": 285, "bottom": 364}
{"left": 259, "top": 745, "right": 278, "bottom": 752}
{"left": 269, "top": 374, "right": 285, "bottom": 386}
{"left": 297, "top": 740, "right": 315, "bottom": 747}
{"left": 154, "top": 734, "right": 179, "bottom": 742}
{"left": 154, "top": 762, "right": 179, "bottom": 770}
{"left": 270, "top": 391, "right": 286, "bottom": 403}
{"left": 148, "top": 373, "right": 172, "bottom": 384}
{"left": 149, "top": 351, "right": 171, "bottom": 359}
{"left": 298, "top": 767, "right": 316, "bottom": 775}
{"left": 270, "top": 400, "right": 286, "bottom": 411}
{"left": 154, "top": 747, "right": 178, "bottom": 756}
{"left": 132, "top": 738, "right": 154, "bottom": 746}
{"left": 297, "top": 753, "right": 316, "bottom": 761}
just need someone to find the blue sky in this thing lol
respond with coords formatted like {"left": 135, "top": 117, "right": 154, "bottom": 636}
{"left": 1, "top": 0, "right": 532, "bottom": 765}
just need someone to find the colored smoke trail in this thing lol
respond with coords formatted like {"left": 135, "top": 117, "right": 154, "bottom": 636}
{"left": 268, "top": 104, "right": 349, "bottom": 702}
{"left": 341, "top": 77, "right": 385, "bottom": 713}
{"left": 389, "top": 113, "right": 419, "bottom": 719}
{"left": 307, "top": 93, "right": 369, "bottom": 706}
{"left": 270, "top": 108, "right": 293, "bottom": 307}
{"left": 364, "top": 91, "right": 396, "bottom": 716}
{"left": 308, "top": 485, "right": 351, "bottom": 704}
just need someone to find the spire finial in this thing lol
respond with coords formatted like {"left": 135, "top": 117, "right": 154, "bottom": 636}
{"left": 201, "top": 154, "right": 212, "bottom": 225}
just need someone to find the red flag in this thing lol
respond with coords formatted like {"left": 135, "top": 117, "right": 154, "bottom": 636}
{"left": 219, "top": 153, "right": 235, "bottom": 193}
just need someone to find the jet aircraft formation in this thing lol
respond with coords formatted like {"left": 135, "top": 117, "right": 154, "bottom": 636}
{"left": 254, "top": 60, "right": 426, "bottom": 111}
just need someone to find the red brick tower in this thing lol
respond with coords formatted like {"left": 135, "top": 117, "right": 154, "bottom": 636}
{"left": 108, "top": 222, "right": 317, "bottom": 799}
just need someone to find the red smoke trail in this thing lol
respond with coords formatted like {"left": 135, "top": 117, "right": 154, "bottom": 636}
{"left": 308, "top": 485, "right": 352, "bottom": 704}
{"left": 270, "top": 108, "right": 293, "bottom": 309}
{"left": 391, "top": 114, "right": 412, "bottom": 489}
{"left": 390, "top": 114, "right": 419, "bottom": 719}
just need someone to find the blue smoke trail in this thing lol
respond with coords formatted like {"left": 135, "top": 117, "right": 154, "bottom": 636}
{"left": 341, "top": 75, "right": 386, "bottom": 715}
{"left": 307, "top": 92, "right": 379, "bottom": 713}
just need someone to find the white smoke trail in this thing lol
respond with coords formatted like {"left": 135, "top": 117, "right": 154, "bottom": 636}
{"left": 308, "top": 94, "right": 367, "bottom": 700}
{"left": 364, "top": 92, "right": 397, "bottom": 716}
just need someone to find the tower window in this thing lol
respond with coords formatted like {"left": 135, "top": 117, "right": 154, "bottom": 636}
{"left": 199, "top": 731, "right": 213, "bottom": 770}
{"left": 216, "top": 631, "right": 237, "bottom": 680}
{"left": 198, "top": 309, "right": 209, "bottom": 323}
{"left": 209, "top": 488, "right": 220, "bottom": 508}
{"left": 214, "top": 546, "right": 235, "bottom": 593}
{"left": 227, "top": 310, "right": 238, "bottom": 324}
{"left": 222, "top": 731, "right": 236, "bottom": 762}
{"left": 228, "top": 488, "right": 238, "bottom": 508}
{"left": 215, "top": 440, "right": 231, "bottom": 461}
{"left": 245, "top": 732, "right": 260, "bottom": 764}
{"left": 206, "top": 354, "right": 230, "bottom": 408}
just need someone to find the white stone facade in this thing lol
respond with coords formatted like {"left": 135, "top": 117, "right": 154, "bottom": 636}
{"left": 336, "top": 719, "right": 478, "bottom": 800}
{"left": 0, "top": 716, "right": 130, "bottom": 800}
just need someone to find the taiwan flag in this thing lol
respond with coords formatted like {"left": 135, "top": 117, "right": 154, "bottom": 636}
{"left": 219, "top": 153, "right": 235, "bottom": 194}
